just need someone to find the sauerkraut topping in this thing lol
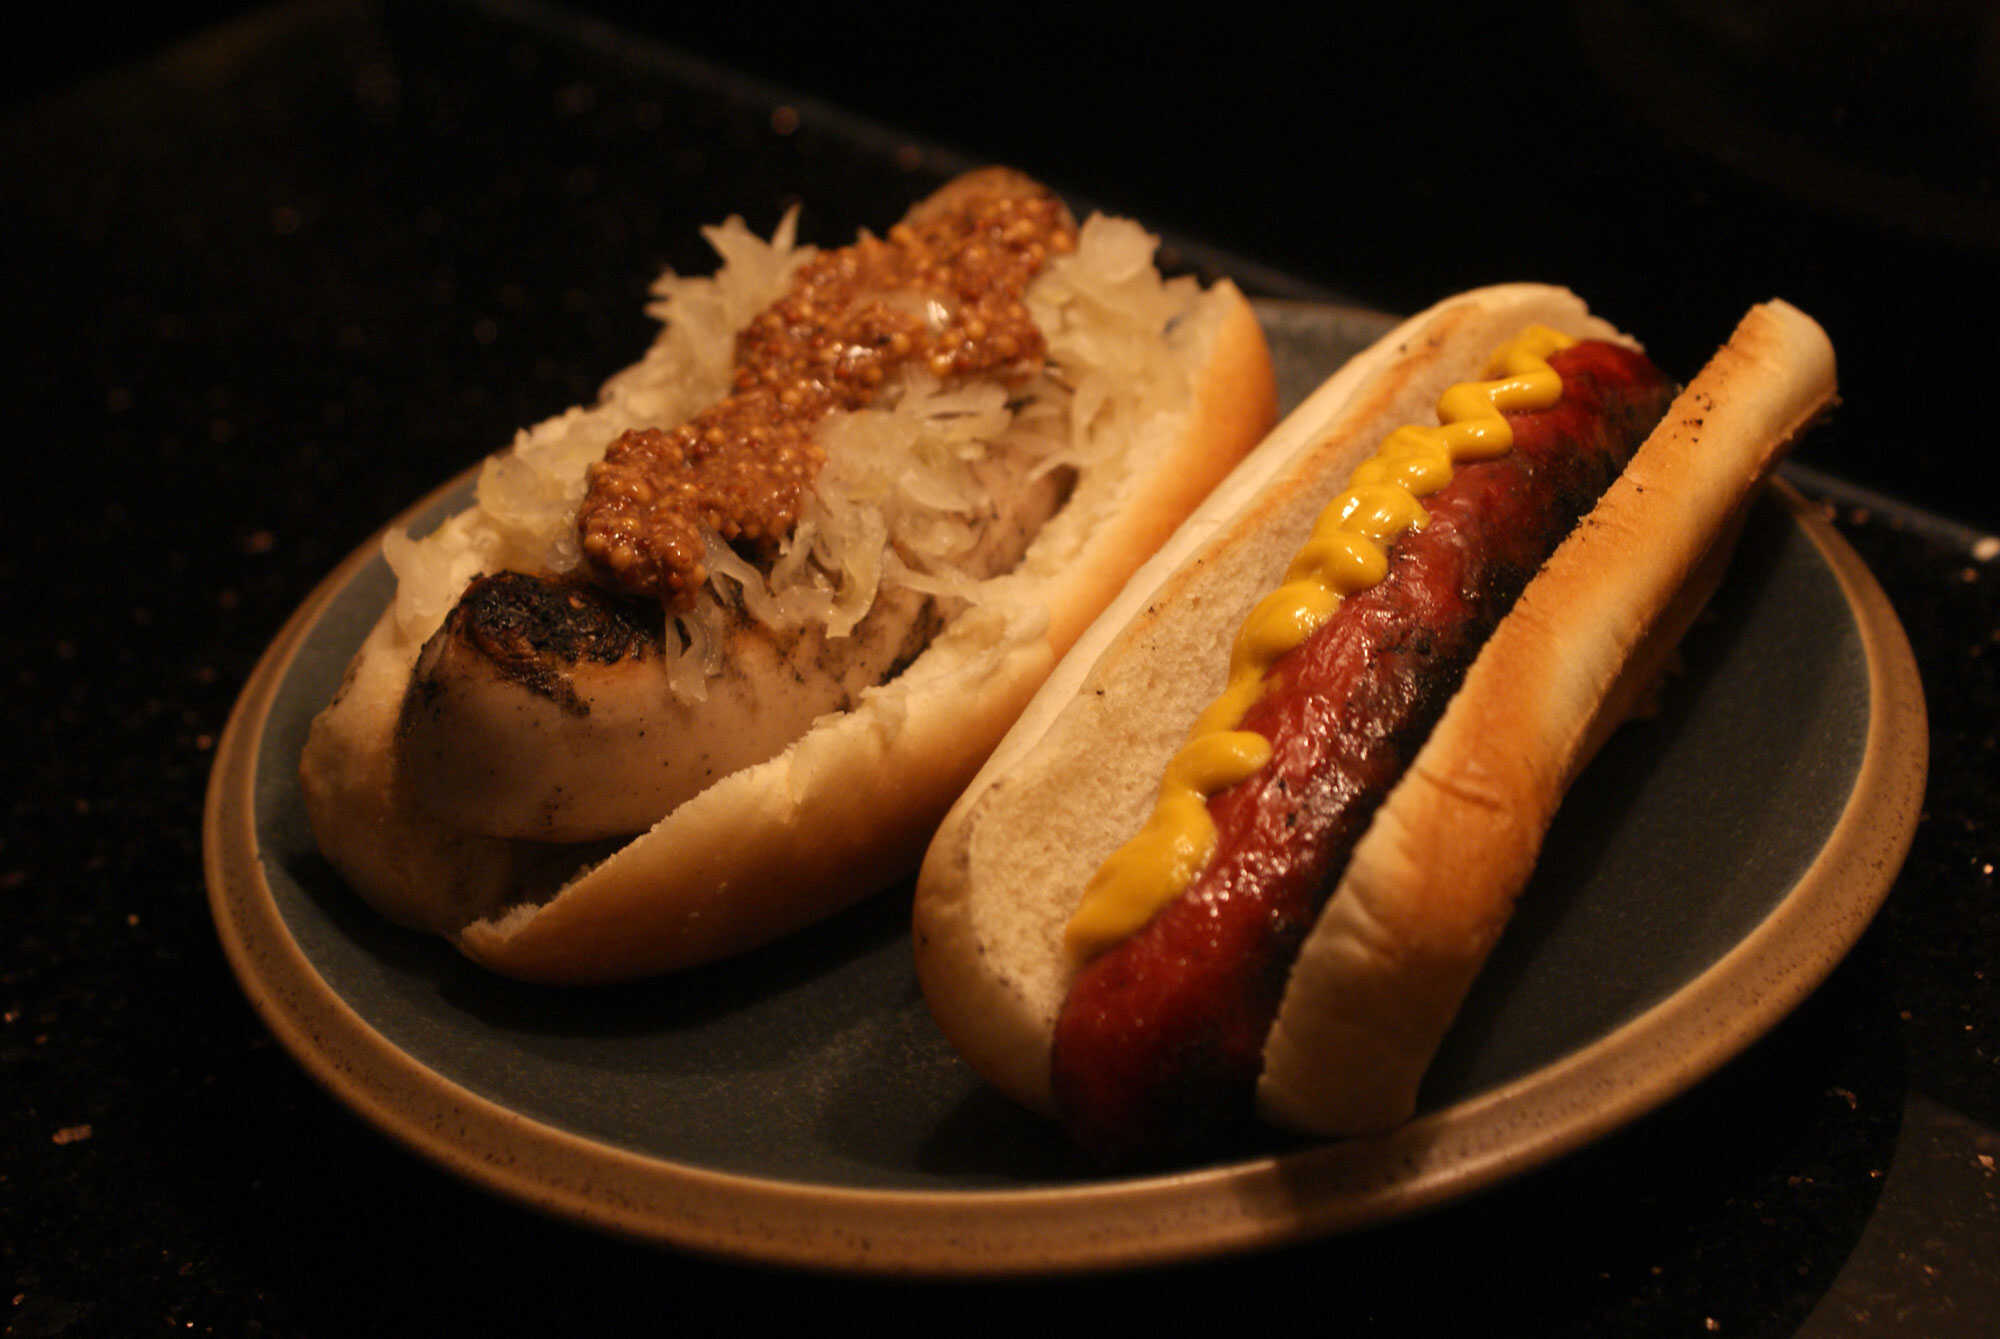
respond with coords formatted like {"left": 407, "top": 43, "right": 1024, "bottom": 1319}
{"left": 383, "top": 185, "right": 1205, "bottom": 706}
{"left": 577, "top": 181, "right": 1077, "bottom": 606}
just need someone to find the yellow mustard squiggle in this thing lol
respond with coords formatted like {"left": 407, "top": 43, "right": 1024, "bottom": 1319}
{"left": 1063, "top": 325, "right": 1579, "bottom": 960}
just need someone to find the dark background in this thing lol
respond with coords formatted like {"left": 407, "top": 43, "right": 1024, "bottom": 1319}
{"left": 13, "top": 0, "right": 2000, "bottom": 529}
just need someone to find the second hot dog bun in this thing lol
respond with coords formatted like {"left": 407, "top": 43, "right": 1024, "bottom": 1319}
{"left": 913, "top": 285, "right": 1836, "bottom": 1137}
{"left": 299, "top": 170, "right": 1277, "bottom": 984}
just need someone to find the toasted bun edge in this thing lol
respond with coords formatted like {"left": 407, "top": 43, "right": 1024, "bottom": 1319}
{"left": 1257, "top": 299, "right": 1838, "bottom": 1133}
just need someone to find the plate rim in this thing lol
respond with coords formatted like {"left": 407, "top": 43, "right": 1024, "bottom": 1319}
{"left": 203, "top": 403, "right": 1927, "bottom": 1279}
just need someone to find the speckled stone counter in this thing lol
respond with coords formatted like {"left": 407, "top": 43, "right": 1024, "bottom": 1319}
{"left": 5, "top": 2, "right": 1994, "bottom": 1332}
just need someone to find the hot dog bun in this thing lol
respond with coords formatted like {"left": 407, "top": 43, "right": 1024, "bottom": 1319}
{"left": 298, "top": 171, "right": 1277, "bottom": 983}
{"left": 1261, "top": 297, "right": 1835, "bottom": 1132}
{"left": 912, "top": 286, "right": 1836, "bottom": 1135}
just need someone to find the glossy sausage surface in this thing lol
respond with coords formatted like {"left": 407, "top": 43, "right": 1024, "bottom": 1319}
{"left": 1050, "top": 341, "right": 1677, "bottom": 1162}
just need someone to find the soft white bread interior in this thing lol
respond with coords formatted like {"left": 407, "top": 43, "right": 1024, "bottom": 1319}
{"left": 912, "top": 284, "right": 1632, "bottom": 1114}
{"left": 1257, "top": 298, "right": 1836, "bottom": 1132}
{"left": 298, "top": 196, "right": 1277, "bottom": 983}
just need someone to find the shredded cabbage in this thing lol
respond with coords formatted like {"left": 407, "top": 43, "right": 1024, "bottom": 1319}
{"left": 383, "top": 209, "right": 1201, "bottom": 702}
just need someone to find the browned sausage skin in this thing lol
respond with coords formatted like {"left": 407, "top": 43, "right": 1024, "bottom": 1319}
{"left": 1049, "top": 341, "right": 1677, "bottom": 1162}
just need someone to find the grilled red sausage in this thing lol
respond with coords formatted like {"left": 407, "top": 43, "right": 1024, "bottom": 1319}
{"left": 1050, "top": 341, "right": 1677, "bottom": 1162}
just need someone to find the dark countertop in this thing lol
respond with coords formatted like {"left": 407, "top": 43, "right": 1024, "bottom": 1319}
{"left": 5, "top": 1, "right": 1994, "bottom": 1332}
